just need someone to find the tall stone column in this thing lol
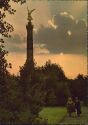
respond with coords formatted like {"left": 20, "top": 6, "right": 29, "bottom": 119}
{"left": 25, "top": 8, "right": 35, "bottom": 72}
{"left": 19, "top": 9, "right": 35, "bottom": 104}
{"left": 26, "top": 21, "right": 33, "bottom": 66}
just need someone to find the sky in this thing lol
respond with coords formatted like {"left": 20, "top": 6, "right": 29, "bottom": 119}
{"left": 4, "top": 0, "right": 87, "bottom": 78}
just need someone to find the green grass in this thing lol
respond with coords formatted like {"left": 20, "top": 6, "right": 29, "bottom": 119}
{"left": 39, "top": 107, "right": 67, "bottom": 124}
{"left": 39, "top": 107, "right": 88, "bottom": 124}
{"left": 61, "top": 107, "right": 88, "bottom": 124}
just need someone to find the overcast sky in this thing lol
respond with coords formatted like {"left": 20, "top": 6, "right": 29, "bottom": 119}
{"left": 4, "top": 0, "right": 87, "bottom": 78}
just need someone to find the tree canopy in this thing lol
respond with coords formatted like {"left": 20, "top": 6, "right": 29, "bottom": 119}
{"left": 0, "top": 0, "right": 26, "bottom": 39}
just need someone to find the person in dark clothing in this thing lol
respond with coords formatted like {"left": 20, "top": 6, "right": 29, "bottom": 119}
{"left": 75, "top": 97, "right": 81, "bottom": 117}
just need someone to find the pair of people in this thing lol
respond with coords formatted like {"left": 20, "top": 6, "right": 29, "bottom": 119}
{"left": 67, "top": 97, "right": 81, "bottom": 117}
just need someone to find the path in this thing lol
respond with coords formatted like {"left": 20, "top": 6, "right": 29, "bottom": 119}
{"left": 60, "top": 107, "right": 88, "bottom": 124}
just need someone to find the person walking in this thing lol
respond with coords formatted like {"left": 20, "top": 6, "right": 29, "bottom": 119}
{"left": 75, "top": 97, "right": 81, "bottom": 117}
{"left": 67, "top": 97, "right": 75, "bottom": 117}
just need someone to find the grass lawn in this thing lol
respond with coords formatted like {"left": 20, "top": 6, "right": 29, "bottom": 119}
{"left": 61, "top": 106, "right": 88, "bottom": 124}
{"left": 39, "top": 107, "right": 67, "bottom": 124}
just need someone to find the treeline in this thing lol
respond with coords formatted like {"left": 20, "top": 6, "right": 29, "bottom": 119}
{"left": 0, "top": 43, "right": 88, "bottom": 123}
{"left": 32, "top": 60, "right": 88, "bottom": 107}
{"left": 19, "top": 60, "right": 88, "bottom": 107}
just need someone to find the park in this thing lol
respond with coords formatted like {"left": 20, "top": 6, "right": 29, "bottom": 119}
{"left": 0, "top": 0, "right": 88, "bottom": 124}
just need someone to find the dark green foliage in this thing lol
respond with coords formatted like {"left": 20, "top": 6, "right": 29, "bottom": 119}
{"left": 19, "top": 61, "right": 46, "bottom": 123}
{"left": 40, "top": 60, "right": 69, "bottom": 106}
{"left": 69, "top": 74, "right": 88, "bottom": 104}
{"left": 0, "top": 0, "right": 26, "bottom": 39}
{"left": 0, "top": 0, "right": 26, "bottom": 122}
{"left": 0, "top": 42, "right": 11, "bottom": 108}
{"left": 45, "top": 89, "right": 57, "bottom": 106}
{"left": 0, "top": 75, "right": 21, "bottom": 123}
{"left": 42, "top": 60, "right": 66, "bottom": 81}
{"left": 0, "top": 0, "right": 26, "bottom": 10}
{"left": 0, "top": 43, "right": 18, "bottom": 122}
{"left": 34, "top": 61, "right": 87, "bottom": 106}
{"left": 0, "top": 43, "right": 87, "bottom": 122}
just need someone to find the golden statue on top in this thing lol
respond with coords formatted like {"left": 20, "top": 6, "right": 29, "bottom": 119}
{"left": 27, "top": 7, "right": 35, "bottom": 22}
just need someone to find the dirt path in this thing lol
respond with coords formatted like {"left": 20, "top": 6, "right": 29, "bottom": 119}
{"left": 60, "top": 107, "right": 88, "bottom": 124}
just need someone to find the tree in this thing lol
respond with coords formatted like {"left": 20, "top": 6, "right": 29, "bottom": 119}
{"left": 55, "top": 81, "right": 70, "bottom": 106}
{"left": 19, "top": 61, "right": 45, "bottom": 123}
{"left": 40, "top": 60, "right": 69, "bottom": 106}
{"left": 0, "top": 0, "right": 26, "bottom": 40}
{"left": 69, "top": 74, "right": 88, "bottom": 103}
{"left": 45, "top": 89, "right": 57, "bottom": 106}
{"left": 0, "top": 41, "right": 13, "bottom": 122}
{"left": 42, "top": 60, "right": 66, "bottom": 81}
{"left": 0, "top": 0, "right": 26, "bottom": 122}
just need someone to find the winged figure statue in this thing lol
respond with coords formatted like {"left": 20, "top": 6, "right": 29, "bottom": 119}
{"left": 27, "top": 7, "right": 35, "bottom": 22}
